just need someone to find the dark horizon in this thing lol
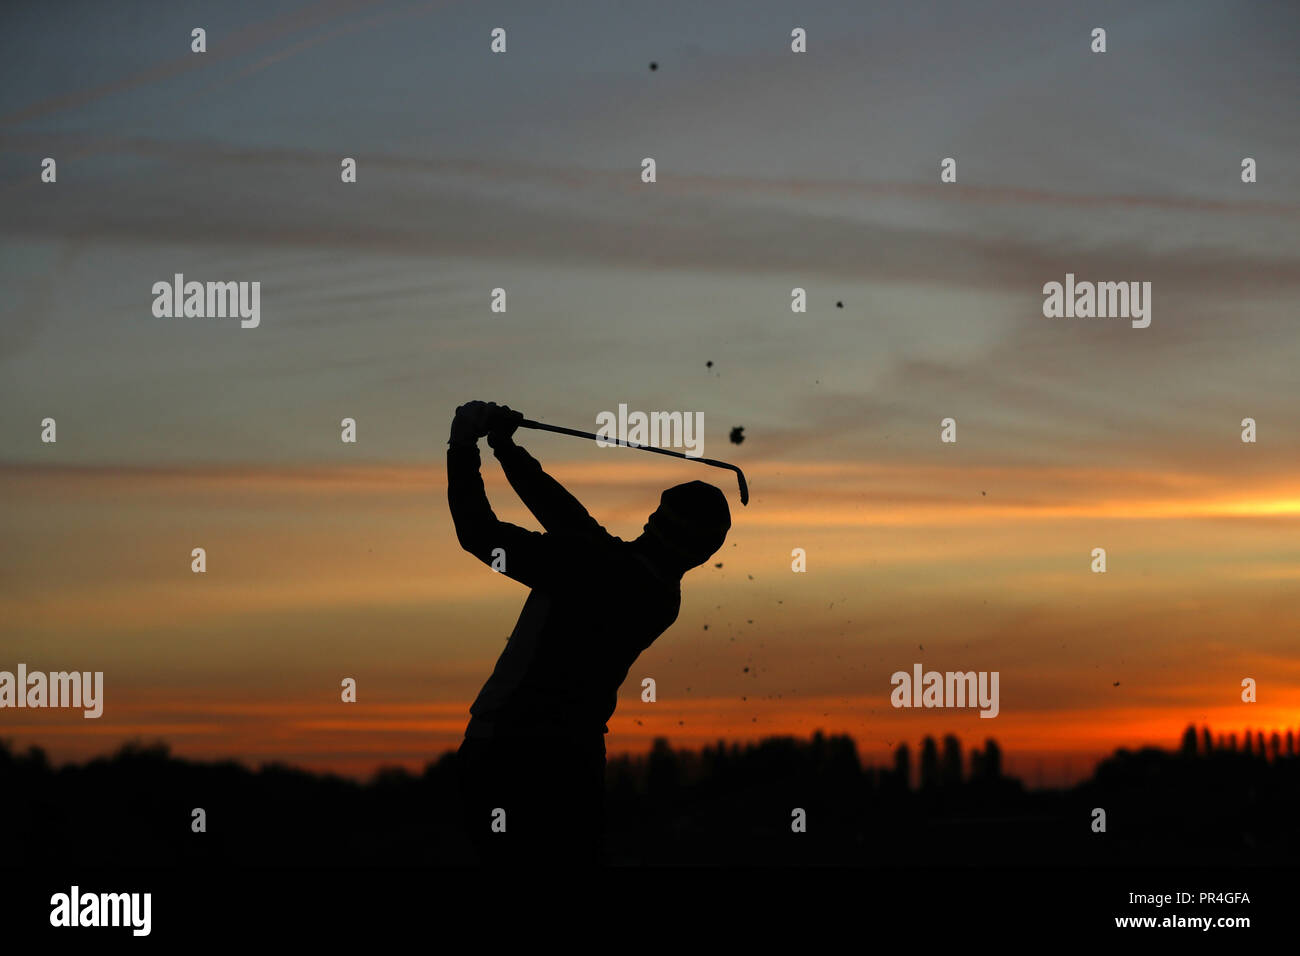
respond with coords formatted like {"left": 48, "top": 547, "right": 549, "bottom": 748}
{"left": 6, "top": 718, "right": 1298, "bottom": 789}
{"left": 6, "top": 720, "right": 1295, "bottom": 868}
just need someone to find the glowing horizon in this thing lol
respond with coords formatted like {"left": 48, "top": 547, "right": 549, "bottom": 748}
{"left": 4, "top": 454, "right": 1298, "bottom": 787}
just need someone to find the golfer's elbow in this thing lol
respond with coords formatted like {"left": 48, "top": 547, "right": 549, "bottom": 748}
{"left": 447, "top": 483, "right": 490, "bottom": 553}
{"left": 453, "top": 519, "right": 490, "bottom": 559}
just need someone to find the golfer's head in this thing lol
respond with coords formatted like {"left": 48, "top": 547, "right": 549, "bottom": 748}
{"left": 645, "top": 481, "right": 731, "bottom": 569}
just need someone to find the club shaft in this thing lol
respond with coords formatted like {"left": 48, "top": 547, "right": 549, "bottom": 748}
{"left": 516, "top": 418, "right": 749, "bottom": 505}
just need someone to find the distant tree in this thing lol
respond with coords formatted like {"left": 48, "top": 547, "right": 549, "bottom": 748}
{"left": 1201, "top": 727, "right": 1212, "bottom": 754}
{"left": 983, "top": 739, "right": 1003, "bottom": 779}
{"left": 893, "top": 743, "right": 911, "bottom": 790}
{"left": 647, "top": 737, "right": 679, "bottom": 795}
{"left": 825, "top": 733, "right": 861, "bottom": 782}
{"left": 920, "top": 737, "right": 939, "bottom": 790}
{"left": 940, "top": 735, "right": 963, "bottom": 787}
{"left": 1181, "top": 724, "right": 1198, "bottom": 756}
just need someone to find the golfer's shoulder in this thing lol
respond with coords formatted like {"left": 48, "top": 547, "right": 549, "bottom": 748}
{"left": 576, "top": 532, "right": 644, "bottom": 565}
{"left": 545, "top": 524, "right": 616, "bottom": 553}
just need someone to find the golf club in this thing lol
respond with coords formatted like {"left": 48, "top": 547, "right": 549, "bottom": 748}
{"left": 517, "top": 418, "right": 749, "bottom": 506}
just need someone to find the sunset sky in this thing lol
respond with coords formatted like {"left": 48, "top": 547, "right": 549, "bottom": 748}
{"left": 2, "top": 0, "right": 1298, "bottom": 785}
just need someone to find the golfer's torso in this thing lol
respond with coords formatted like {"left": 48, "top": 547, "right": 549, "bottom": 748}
{"left": 466, "top": 542, "right": 680, "bottom": 737}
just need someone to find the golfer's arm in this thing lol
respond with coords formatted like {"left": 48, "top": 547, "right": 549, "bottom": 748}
{"left": 446, "top": 443, "right": 556, "bottom": 588}
{"left": 491, "top": 438, "right": 604, "bottom": 537}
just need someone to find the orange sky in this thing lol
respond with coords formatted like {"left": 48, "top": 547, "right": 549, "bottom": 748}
{"left": 4, "top": 456, "right": 1298, "bottom": 785}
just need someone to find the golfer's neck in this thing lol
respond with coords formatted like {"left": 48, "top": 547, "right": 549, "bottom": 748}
{"left": 632, "top": 533, "right": 688, "bottom": 579}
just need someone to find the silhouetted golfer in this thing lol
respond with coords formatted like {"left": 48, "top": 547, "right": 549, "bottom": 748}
{"left": 447, "top": 400, "right": 731, "bottom": 865}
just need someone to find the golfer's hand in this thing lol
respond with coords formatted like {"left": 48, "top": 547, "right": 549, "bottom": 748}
{"left": 485, "top": 404, "right": 524, "bottom": 449}
{"left": 450, "top": 401, "right": 493, "bottom": 445}
{"left": 451, "top": 401, "right": 523, "bottom": 447}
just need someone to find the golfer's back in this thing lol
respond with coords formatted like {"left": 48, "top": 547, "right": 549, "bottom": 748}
{"left": 465, "top": 530, "right": 681, "bottom": 739}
